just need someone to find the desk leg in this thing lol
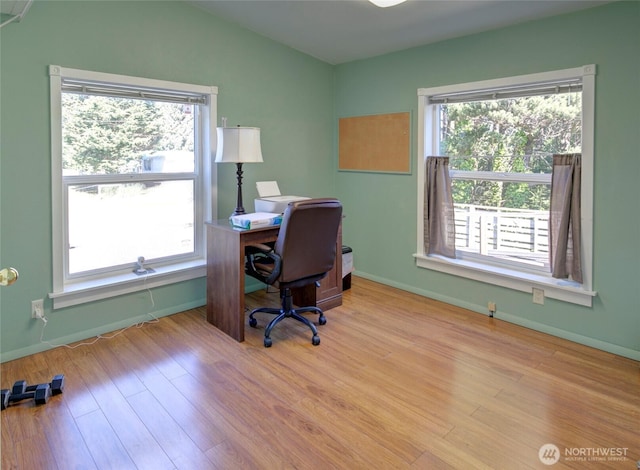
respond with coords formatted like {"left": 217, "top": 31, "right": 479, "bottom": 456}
{"left": 206, "top": 225, "right": 245, "bottom": 341}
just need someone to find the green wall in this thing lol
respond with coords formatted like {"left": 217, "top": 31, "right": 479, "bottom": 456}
{"left": 334, "top": 1, "right": 640, "bottom": 359}
{"left": 0, "top": 1, "right": 335, "bottom": 360}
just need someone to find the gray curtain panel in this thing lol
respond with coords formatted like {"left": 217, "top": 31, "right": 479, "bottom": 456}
{"left": 549, "top": 153, "right": 583, "bottom": 283}
{"left": 424, "top": 156, "right": 456, "bottom": 258}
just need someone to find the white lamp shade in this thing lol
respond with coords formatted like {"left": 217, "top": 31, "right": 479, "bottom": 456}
{"left": 215, "top": 127, "right": 264, "bottom": 163}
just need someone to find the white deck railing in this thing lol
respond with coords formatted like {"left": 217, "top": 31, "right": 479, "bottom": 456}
{"left": 454, "top": 204, "right": 549, "bottom": 266}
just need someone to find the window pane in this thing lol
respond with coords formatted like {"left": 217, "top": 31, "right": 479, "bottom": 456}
{"left": 453, "top": 181, "right": 550, "bottom": 268}
{"left": 62, "top": 94, "right": 195, "bottom": 175}
{"left": 141, "top": 150, "right": 194, "bottom": 173}
{"left": 439, "top": 92, "right": 580, "bottom": 270}
{"left": 68, "top": 181, "right": 194, "bottom": 274}
{"left": 440, "top": 93, "right": 582, "bottom": 159}
{"left": 450, "top": 154, "right": 553, "bottom": 175}
{"left": 451, "top": 179, "right": 551, "bottom": 210}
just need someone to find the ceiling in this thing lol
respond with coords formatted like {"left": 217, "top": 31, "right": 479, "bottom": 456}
{"left": 2, "top": 0, "right": 610, "bottom": 62}
{"left": 189, "top": 0, "right": 610, "bottom": 64}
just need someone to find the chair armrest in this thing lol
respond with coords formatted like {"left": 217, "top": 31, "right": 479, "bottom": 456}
{"left": 245, "top": 243, "right": 275, "bottom": 254}
{"left": 245, "top": 244, "right": 282, "bottom": 285}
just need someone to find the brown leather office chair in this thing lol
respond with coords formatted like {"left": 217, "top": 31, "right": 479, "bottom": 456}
{"left": 245, "top": 198, "right": 343, "bottom": 347}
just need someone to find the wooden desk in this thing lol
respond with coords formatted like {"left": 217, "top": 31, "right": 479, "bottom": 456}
{"left": 206, "top": 220, "right": 342, "bottom": 342}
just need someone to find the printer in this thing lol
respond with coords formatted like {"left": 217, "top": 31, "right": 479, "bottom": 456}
{"left": 254, "top": 181, "right": 310, "bottom": 214}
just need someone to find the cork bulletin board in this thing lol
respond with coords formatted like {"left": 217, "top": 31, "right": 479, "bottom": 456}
{"left": 338, "top": 112, "right": 411, "bottom": 173}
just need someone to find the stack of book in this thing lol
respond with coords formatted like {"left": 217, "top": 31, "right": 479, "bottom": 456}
{"left": 229, "top": 212, "right": 282, "bottom": 230}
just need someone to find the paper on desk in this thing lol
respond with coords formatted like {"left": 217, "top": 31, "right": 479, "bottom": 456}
{"left": 256, "top": 181, "right": 281, "bottom": 197}
{"left": 229, "top": 212, "right": 282, "bottom": 230}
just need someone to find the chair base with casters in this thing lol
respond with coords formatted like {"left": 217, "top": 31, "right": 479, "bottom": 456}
{"left": 249, "top": 284, "right": 326, "bottom": 348}
{"left": 245, "top": 198, "right": 342, "bottom": 347}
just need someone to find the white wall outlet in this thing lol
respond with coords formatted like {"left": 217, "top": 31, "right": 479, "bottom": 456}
{"left": 532, "top": 288, "right": 545, "bottom": 305}
{"left": 488, "top": 301, "right": 497, "bottom": 314}
{"left": 31, "top": 299, "right": 44, "bottom": 318}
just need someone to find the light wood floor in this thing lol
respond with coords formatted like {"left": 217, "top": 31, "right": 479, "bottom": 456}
{"left": 1, "top": 277, "right": 638, "bottom": 469}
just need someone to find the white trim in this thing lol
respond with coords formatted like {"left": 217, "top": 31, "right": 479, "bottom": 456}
{"left": 50, "top": 66, "right": 64, "bottom": 293}
{"left": 414, "top": 254, "right": 595, "bottom": 306}
{"left": 49, "top": 260, "right": 205, "bottom": 309}
{"left": 579, "top": 68, "right": 595, "bottom": 294}
{"left": 50, "top": 65, "right": 217, "bottom": 96}
{"left": 449, "top": 170, "right": 551, "bottom": 184}
{"left": 0, "top": 297, "right": 206, "bottom": 363}
{"left": 416, "top": 65, "right": 596, "bottom": 303}
{"left": 49, "top": 65, "right": 218, "bottom": 305}
{"left": 418, "top": 65, "right": 594, "bottom": 98}
{"left": 352, "top": 271, "right": 635, "bottom": 361}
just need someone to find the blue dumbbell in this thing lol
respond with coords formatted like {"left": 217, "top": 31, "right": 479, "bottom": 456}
{"left": 1, "top": 374, "right": 64, "bottom": 410}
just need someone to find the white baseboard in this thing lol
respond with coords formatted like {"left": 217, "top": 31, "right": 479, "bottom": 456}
{"left": 0, "top": 298, "right": 206, "bottom": 363}
{"left": 354, "top": 271, "right": 640, "bottom": 361}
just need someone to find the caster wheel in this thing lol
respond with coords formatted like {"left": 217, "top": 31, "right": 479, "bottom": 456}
{"left": 312, "top": 335, "right": 320, "bottom": 346}
{"left": 318, "top": 315, "right": 327, "bottom": 326}
{"left": 264, "top": 337, "right": 272, "bottom": 348}
{"left": 249, "top": 318, "right": 257, "bottom": 328}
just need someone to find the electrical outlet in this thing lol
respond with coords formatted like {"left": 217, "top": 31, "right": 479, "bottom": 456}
{"left": 31, "top": 299, "right": 44, "bottom": 319}
{"left": 488, "top": 301, "right": 496, "bottom": 314}
{"left": 532, "top": 288, "right": 545, "bottom": 305}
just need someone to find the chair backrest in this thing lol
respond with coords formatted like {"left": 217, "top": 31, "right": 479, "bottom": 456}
{"left": 274, "top": 198, "right": 342, "bottom": 284}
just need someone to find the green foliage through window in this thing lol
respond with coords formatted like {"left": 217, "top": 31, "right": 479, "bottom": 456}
{"left": 62, "top": 94, "right": 195, "bottom": 175}
{"left": 441, "top": 93, "right": 581, "bottom": 211}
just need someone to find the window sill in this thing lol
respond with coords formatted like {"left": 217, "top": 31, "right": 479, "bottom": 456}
{"left": 49, "top": 260, "right": 206, "bottom": 309}
{"left": 414, "top": 254, "right": 596, "bottom": 307}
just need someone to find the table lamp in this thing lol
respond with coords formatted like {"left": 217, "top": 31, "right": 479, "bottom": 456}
{"left": 215, "top": 125, "right": 263, "bottom": 217}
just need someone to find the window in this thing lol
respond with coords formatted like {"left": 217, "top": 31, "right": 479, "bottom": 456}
{"left": 49, "top": 66, "right": 218, "bottom": 308}
{"left": 416, "top": 66, "right": 596, "bottom": 306}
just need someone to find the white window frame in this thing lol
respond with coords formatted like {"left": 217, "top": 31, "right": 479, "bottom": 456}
{"left": 415, "top": 65, "right": 596, "bottom": 306}
{"left": 48, "top": 65, "right": 218, "bottom": 308}
{"left": 449, "top": 168, "right": 553, "bottom": 274}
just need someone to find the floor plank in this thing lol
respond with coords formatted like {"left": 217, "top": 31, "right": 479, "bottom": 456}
{"left": 1, "top": 276, "right": 638, "bottom": 469}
